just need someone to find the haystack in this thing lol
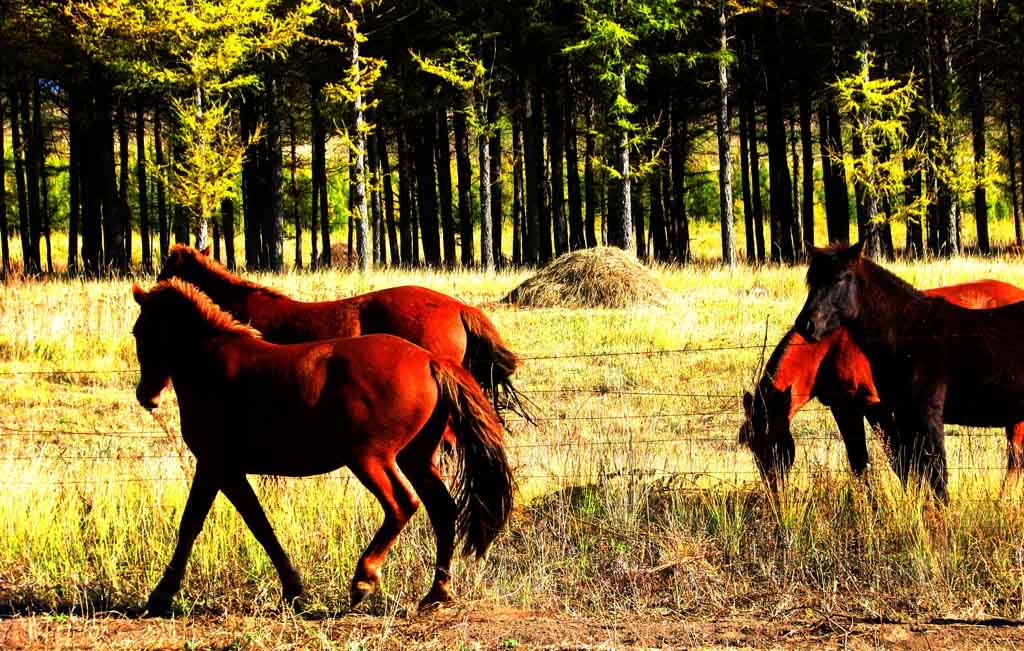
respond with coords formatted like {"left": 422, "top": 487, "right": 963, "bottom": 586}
{"left": 503, "top": 247, "right": 667, "bottom": 308}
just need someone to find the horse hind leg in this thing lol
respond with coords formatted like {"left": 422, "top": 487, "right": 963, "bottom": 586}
{"left": 348, "top": 456, "right": 420, "bottom": 608}
{"left": 217, "top": 473, "right": 304, "bottom": 606}
{"left": 398, "top": 423, "right": 457, "bottom": 609}
{"left": 147, "top": 464, "right": 218, "bottom": 616}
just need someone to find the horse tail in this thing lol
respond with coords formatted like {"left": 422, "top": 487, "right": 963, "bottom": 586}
{"left": 460, "top": 308, "right": 534, "bottom": 425}
{"left": 431, "top": 359, "right": 515, "bottom": 559}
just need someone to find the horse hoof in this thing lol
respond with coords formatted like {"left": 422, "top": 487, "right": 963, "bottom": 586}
{"left": 350, "top": 580, "right": 375, "bottom": 609}
{"left": 145, "top": 590, "right": 173, "bottom": 617}
{"left": 418, "top": 587, "right": 454, "bottom": 612}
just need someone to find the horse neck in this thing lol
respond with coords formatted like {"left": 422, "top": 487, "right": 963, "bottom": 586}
{"left": 181, "top": 261, "right": 253, "bottom": 312}
{"left": 848, "top": 259, "right": 927, "bottom": 353}
{"left": 760, "top": 329, "right": 827, "bottom": 419}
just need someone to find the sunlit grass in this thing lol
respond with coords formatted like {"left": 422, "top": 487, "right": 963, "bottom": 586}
{"left": 4, "top": 220, "right": 1024, "bottom": 622}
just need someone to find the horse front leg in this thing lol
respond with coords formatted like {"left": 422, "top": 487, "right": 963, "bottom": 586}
{"left": 218, "top": 473, "right": 304, "bottom": 606}
{"left": 831, "top": 400, "right": 869, "bottom": 477}
{"left": 147, "top": 464, "right": 219, "bottom": 616}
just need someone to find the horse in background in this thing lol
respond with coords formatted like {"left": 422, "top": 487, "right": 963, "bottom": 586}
{"left": 131, "top": 278, "right": 514, "bottom": 613}
{"left": 740, "top": 280, "right": 1024, "bottom": 490}
{"left": 794, "top": 242, "right": 1024, "bottom": 500}
{"left": 157, "top": 245, "right": 530, "bottom": 422}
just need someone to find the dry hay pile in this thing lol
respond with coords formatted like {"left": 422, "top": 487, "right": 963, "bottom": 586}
{"left": 503, "top": 246, "right": 668, "bottom": 308}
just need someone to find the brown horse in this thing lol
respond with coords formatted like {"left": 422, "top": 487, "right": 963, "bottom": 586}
{"left": 157, "top": 245, "right": 529, "bottom": 421}
{"left": 795, "top": 242, "right": 1024, "bottom": 500}
{"left": 131, "top": 278, "right": 514, "bottom": 614}
{"left": 741, "top": 280, "right": 1024, "bottom": 489}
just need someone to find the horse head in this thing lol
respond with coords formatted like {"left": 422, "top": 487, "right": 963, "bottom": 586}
{"left": 739, "top": 384, "right": 796, "bottom": 489}
{"left": 157, "top": 244, "right": 211, "bottom": 284}
{"left": 131, "top": 283, "right": 173, "bottom": 410}
{"left": 796, "top": 241, "right": 864, "bottom": 342}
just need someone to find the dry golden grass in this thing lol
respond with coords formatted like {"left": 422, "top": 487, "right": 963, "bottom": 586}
{"left": 5, "top": 225, "right": 1024, "bottom": 649}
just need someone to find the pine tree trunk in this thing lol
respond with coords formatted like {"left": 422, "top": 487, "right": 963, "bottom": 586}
{"left": 350, "top": 35, "right": 370, "bottom": 273}
{"left": 608, "top": 69, "right": 633, "bottom": 253}
{"left": 671, "top": 96, "right": 691, "bottom": 262}
{"left": 312, "top": 84, "right": 330, "bottom": 267}
{"left": 435, "top": 108, "right": 457, "bottom": 267}
{"left": 904, "top": 109, "right": 924, "bottom": 257}
{"left": 0, "top": 96, "right": 7, "bottom": 275}
{"left": 221, "top": 198, "right": 235, "bottom": 270}
{"left": 584, "top": 99, "right": 598, "bottom": 249}
{"left": 650, "top": 169, "right": 667, "bottom": 261}
{"left": 547, "top": 84, "right": 568, "bottom": 257}
{"left": 414, "top": 113, "right": 441, "bottom": 265}
{"left": 970, "top": 0, "right": 988, "bottom": 253}
{"left": 564, "top": 75, "right": 584, "bottom": 251}
{"left": 788, "top": 117, "right": 802, "bottom": 257}
{"left": 21, "top": 84, "right": 41, "bottom": 274}
{"left": 1008, "top": 108, "right": 1022, "bottom": 246}
{"left": 397, "top": 127, "right": 414, "bottom": 265}
{"left": 98, "top": 84, "right": 122, "bottom": 272}
{"left": 824, "top": 100, "right": 851, "bottom": 245}
{"left": 379, "top": 125, "right": 399, "bottom": 264}
{"left": 453, "top": 107, "right": 474, "bottom": 266}
{"left": 9, "top": 87, "right": 29, "bottom": 274}
{"left": 241, "top": 96, "right": 261, "bottom": 267}
{"left": 488, "top": 95, "right": 504, "bottom": 265}
{"left": 34, "top": 84, "right": 52, "bottom": 274}
{"left": 512, "top": 116, "right": 525, "bottom": 265}
{"left": 632, "top": 186, "right": 646, "bottom": 259}
{"left": 117, "top": 102, "right": 132, "bottom": 269}
{"left": 154, "top": 107, "right": 168, "bottom": 262}
{"left": 477, "top": 92, "right": 493, "bottom": 271}
{"left": 368, "top": 130, "right": 384, "bottom": 265}
{"left": 81, "top": 82, "right": 103, "bottom": 275}
{"left": 523, "top": 80, "right": 544, "bottom": 265}
{"left": 799, "top": 90, "right": 814, "bottom": 250}
{"left": 309, "top": 85, "right": 321, "bottom": 268}
{"left": 136, "top": 106, "right": 150, "bottom": 272}
{"left": 739, "top": 93, "right": 754, "bottom": 262}
{"left": 716, "top": 0, "right": 737, "bottom": 266}
{"left": 289, "top": 114, "right": 301, "bottom": 269}
{"left": 264, "top": 68, "right": 284, "bottom": 272}
{"left": 928, "top": 5, "right": 957, "bottom": 256}
{"left": 762, "top": 12, "right": 795, "bottom": 263}
{"left": 747, "top": 98, "right": 765, "bottom": 262}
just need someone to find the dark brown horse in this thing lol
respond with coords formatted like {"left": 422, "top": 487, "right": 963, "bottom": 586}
{"left": 741, "top": 280, "right": 1024, "bottom": 489}
{"left": 157, "top": 245, "right": 529, "bottom": 421}
{"left": 795, "top": 242, "right": 1024, "bottom": 499}
{"left": 132, "top": 279, "right": 514, "bottom": 614}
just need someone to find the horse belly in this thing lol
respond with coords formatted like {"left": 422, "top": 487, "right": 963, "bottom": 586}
{"left": 943, "top": 386, "right": 1024, "bottom": 428}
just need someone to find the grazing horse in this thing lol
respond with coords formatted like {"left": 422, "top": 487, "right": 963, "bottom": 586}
{"left": 157, "top": 245, "right": 529, "bottom": 421}
{"left": 131, "top": 279, "right": 514, "bottom": 614}
{"left": 740, "top": 280, "right": 1024, "bottom": 488}
{"left": 794, "top": 242, "right": 1024, "bottom": 500}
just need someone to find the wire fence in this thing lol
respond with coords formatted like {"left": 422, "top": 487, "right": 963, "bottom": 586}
{"left": 0, "top": 343, "right": 1016, "bottom": 488}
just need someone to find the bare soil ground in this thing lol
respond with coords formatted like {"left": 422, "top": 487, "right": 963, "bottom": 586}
{"left": 4, "top": 606, "right": 1024, "bottom": 650}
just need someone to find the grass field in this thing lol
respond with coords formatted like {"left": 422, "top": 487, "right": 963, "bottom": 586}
{"left": 5, "top": 223, "right": 1024, "bottom": 649}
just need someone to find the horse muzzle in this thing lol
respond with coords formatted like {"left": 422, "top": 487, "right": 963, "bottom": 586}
{"left": 136, "top": 384, "right": 161, "bottom": 411}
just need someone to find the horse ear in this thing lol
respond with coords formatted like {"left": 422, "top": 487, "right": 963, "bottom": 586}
{"left": 743, "top": 391, "right": 754, "bottom": 416}
{"left": 132, "top": 283, "right": 148, "bottom": 305}
{"left": 845, "top": 241, "right": 864, "bottom": 260}
{"left": 199, "top": 245, "right": 211, "bottom": 257}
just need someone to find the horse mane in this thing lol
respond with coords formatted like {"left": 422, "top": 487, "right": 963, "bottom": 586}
{"left": 165, "top": 244, "right": 288, "bottom": 300}
{"left": 148, "top": 278, "right": 263, "bottom": 339}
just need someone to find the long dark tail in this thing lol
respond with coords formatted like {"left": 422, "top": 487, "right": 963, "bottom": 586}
{"left": 431, "top": 359, "right": 515, "bottom": 558}
{"left": 460, "top": 308, "right": 535, "bottom": 425}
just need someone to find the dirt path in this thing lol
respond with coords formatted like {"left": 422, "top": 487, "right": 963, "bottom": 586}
{"left": 3, "top": 607, "right": 1024, "bottom": 650}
